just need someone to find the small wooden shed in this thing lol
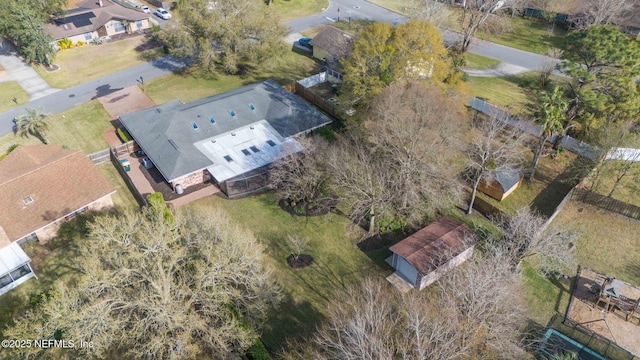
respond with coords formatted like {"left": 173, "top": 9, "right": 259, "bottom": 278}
{"left": 478, "top": 170, "right": 523, "bottom": 201}
{"left": 387, "top": 217, "right": 476, "bottom": 291}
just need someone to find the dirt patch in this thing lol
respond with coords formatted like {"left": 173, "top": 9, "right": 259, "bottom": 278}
{"left": 98, "top": 86, "right": 156, "bottom": 120}
{"left": 40, "top": 64, "right": 60, "bottom": 73}
{"left": 566, "top": 267, "right": 640, "bottom": 356}
{"left": 278, "top": 197, "right": 337, "bottom": 217}
{"left": 286, "top": 254, "right": 314, "bottom": 268}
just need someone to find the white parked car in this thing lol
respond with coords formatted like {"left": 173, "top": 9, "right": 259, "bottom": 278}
{"left": 141, "top": 5, "right": 151, "bottom": 13}
{"left": 155, "top": 7, "right": 171, "bottom": 20}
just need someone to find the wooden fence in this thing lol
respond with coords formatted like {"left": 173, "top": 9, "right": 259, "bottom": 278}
{"left": 110, "top": 148, "right": 146, "bottom": 207}
{"left": 293, "top": 82, "right": 340, "bottom": 118}
{"left": 572, "top": 187, "right": 640, "bottom": 220}
{"left": 87, "top": 148, "right": 110, "bottom": 164}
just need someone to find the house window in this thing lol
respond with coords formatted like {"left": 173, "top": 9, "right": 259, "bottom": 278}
{"left": 113, "top": 21, "right": 126, "bottom": 33}
{"left": 248, "top": 103, "right": 256, "bottom": 111}
{"left": 136, "top": 20, "right": 143, "bottom": 29}
{"left": 84, "top": 32, "right": 92, "bottom": 41}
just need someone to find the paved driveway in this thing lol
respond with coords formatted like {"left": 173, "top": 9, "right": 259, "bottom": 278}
{"left": 0, "top": 40, "right": 60, "bottom": 101}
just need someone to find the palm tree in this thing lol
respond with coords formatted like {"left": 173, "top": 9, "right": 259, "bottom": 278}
{"left": 529, "top": 86, "right": 567, "bottom": 179}
{"left": 16, "top": 108, "right": 50, "bottom": 144}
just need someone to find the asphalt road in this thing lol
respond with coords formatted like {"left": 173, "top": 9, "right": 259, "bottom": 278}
{"left": 0, "top": 0, "right": 558, "bottom": 136}
{"left": 0, "top": 56, "right": 188, "bottom": 135}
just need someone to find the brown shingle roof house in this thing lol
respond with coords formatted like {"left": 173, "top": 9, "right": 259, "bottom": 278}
{"left": 46, "top": 0, "right": 152, "bottom": 43}
{"left": 387, "top": 217, "right": 476, "bottom": 291}
{"left": 309, "top": 26, "right": 354, "bottom": 63}
{"left": 0, "top": 144, "right": 115, "bottom": 246}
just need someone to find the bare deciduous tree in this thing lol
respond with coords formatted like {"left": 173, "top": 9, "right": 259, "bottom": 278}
{"left": 286, "top": 235, "right": 309, "bottom": 260}
{"left": 492, "top": 207, "right": 577, "bottom": 276}
{"left": 458, "top": 0, "right": 512, "bottom": 53}
{"left": 327, "top": 83, "right": 467, "bottom": 234}
{"left": 367, "top": 82, "right": 466, "bottom": 226}
{"left": 586, "top": 0, "right": 632, "bottom": 27}
{"left": 309, "top": 251, "right": 527, "bottom": 359}
{"left": 539, "top": 48, "right": 563, "bottom": 87}
{"left": 410, "top": 0, "right": 455, "bottom": 28}
{"left": 269, "top": 137, "right": 334, "bottom": 214}
{"left": 324, "top": 132, "right": 395, "bottom": 234}
{"left": 466, "top": 114, "right": 526, "bottom": 214}
{"left": 4, "top": 207, "right": 281, "bottom": 359}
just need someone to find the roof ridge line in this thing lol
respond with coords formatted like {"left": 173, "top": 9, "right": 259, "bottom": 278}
{"left": 0, "top": 148, "right": 83, "bottom": 187}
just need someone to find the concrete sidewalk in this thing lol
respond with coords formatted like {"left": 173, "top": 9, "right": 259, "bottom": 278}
{"left": 0, "top": 40, "right": 60, "bottom": 101}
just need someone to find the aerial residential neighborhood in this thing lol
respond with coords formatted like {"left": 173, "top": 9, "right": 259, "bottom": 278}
{"left": 1, "top": 0, "right": 640, "bottom": 359}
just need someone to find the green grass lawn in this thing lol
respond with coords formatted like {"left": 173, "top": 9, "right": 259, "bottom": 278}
{"left": 466, "top": 71, "right": 566, "bottom": 115}
{"left": 97, "top": 164, "right": 139, "bottom": 210}
{"left": 464, "top": 53, "right": 501, "bottom": 69}
{"left": 522, "top": 263, "right": 572, "bottom": 326}
{"left": 189, "top": 193, "right": 385, "bottom": 352}
{"left": 365, "top": 1, "right": 567, "bottom": 55}
{"left": 35, "top": 36, "right": 164, "bottom": 89}
{"left": 0, "top": 101, "right": 113, "bottom": 154}
{"left": 274, "top": 0, "right": 327, "bottom": 22}
{"left": 477, "top": 15, "right": 567, "bottom": 55}
{"left": 550, "top": 201, "right": 640, "bottom": 286}
{"left": 144, "top": 50, "right": 320, "bottom": 104}
{"left": 0, "top": 81, "right": 29, "bottom": 112}
{"left": 581, "top": 164, "right": 640, "bottom": 207}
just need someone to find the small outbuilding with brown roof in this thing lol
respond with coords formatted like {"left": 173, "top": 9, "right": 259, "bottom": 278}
{"left": 309, "top": 26, "right": 354, "bottom": 64}
{"left": 0, "top": 144, "right": 116, "bottom": 245}
{"left": 387, "top": 217, "right": 476, "bottom": 291}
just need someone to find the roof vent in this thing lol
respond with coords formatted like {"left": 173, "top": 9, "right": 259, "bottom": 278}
{"left": 211, "top": 139, "right": 216, "bottom": 143}
{"left": 191, "top": 121, "right": 199, "bottom": 129}
{"left": 23, "top": 196, "right": 34, "bottom": 205}
{"left": 156, "top": 108, "right": 163, "bottom": 114}
{"left": 249, "top": 103, "right": 256, "bottom": 111}
{"left": 209, "top": 116, "right": 215, "bottom": 124}
{"left": 250, "top": 126, "right": 254, "bottom": 130}
{"left": 229, "top": 110, "right": 236, "bottom": 117}
{"left": 231, "top": 133, "right": 236, "bottom": 136}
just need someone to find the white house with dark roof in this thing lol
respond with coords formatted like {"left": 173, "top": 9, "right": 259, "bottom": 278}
{"left": 46, "top": 0, "right": 152, "bottom": 44}
{"left": 119, "top": 79, "right": 332, "bottom": 198}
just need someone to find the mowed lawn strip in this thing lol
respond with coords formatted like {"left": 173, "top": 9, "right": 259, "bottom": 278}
{"left": 551, "top": 202, "right": 640, "bottom": 286}
{"left": 190, "top": 193, "right": 385, "bottom": 351}
{"left": 0, "top": 100, "right": 112, "bottom": 154}
{"left": 0, "top": 81, "right": 29, "bottom": 112}
{"left": 34, "top": 36, "right": 164, "bottom": 89}
{"left": 144, "top": 51, "right": 319, "bottom": 104}
{"left": 275, "top": 0, "right": 327, "bottom": 22}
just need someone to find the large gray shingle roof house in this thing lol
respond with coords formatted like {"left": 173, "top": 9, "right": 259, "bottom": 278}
{"left": 119, "top": 80, "right": 332, "bottom": 197}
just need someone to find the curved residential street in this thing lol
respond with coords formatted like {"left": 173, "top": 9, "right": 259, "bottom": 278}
{"left": 0, "top": 0, "right": 561, "bottom": 135}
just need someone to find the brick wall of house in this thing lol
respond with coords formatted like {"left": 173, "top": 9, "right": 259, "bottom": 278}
{"left": 33, "top": 194, "right": 114, "bottom": 244}
{"left": 172, "top": 170, "right": 211, "bottom": 189}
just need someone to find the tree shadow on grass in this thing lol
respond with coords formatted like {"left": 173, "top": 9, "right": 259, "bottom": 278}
{"left": 530, "top": 168, "right": 577, "bottom": 217}
{"left": 261, "top": 292, "right": 325, "bottom": 353}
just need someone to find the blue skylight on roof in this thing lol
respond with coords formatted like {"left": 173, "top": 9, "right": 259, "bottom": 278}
{"left": 250, "top": 146, "right": 260, "bottom": 153}
{"left": 241, "top": 149, "right": 251, "bottom": 156}
{"left": 229, "top": 110, "right": 236, "bottom": 117}
{"left": 267, "top": 140, "right": 276, "bottom": 147}
{"left": 191, "top": 121, "right": 199, "bottom": 129}
{"left": 249, "top": 103, "right": 256, "bottom": 111}
{"left": 224, "top": 155, "right": 233, "bottom": 162}
{"left": 209, "top": 116, "right": 215, "bottom": 124}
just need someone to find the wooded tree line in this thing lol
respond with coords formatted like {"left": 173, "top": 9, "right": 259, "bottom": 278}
{"left": 0, "top": 0, "right": 65, "bottom": 65}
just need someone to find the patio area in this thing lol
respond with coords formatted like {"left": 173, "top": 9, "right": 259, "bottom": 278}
{"left": 565, "top": 267, "right": 640, "bottom": 357}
